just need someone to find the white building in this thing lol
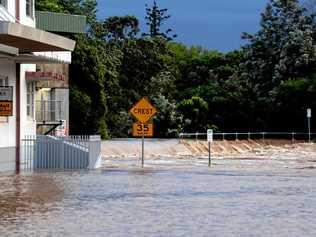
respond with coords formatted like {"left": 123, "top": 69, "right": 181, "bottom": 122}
{"left": 0, "top": 0, "right": 76, "bottom": 172}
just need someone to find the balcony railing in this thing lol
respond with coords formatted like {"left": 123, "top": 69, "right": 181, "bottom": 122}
{"left": 36, "top": 100, "right": 64, "bottom": 123}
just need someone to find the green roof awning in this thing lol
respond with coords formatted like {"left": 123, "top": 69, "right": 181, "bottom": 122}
{"left": 36, "top": 11, "right": 86, "bottom": 34}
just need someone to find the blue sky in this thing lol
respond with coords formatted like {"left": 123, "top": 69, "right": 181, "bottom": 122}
{"left": 97, "top": 0, "right": 268, "bottom": 52}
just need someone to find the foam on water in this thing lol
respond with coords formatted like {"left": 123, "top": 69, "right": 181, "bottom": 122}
{"left": 102, "top": 139, "right": 316, "bottom": 170}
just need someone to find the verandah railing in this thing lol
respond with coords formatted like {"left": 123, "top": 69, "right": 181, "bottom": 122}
{"left": 36, "top": 100, "right": 64, "bottom": 122}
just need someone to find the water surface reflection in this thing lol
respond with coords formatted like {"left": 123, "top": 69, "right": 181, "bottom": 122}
{"left": 0, "top": 168, "right": 316, "bottom": 237}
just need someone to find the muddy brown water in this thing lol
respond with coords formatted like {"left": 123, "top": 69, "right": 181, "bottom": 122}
{"left": 1, "top": 166, "right": 316, "bottom": 237}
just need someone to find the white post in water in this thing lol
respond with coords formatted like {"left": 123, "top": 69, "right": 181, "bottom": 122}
{"left": 307, "top": 108, "right": 312, "bottom": 142}
{"left": 207, "top": 129, "right": 213, "bottom": 167}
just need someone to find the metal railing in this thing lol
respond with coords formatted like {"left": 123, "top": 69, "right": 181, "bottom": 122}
{"left": 179, "top": 132, "right": 316, "bottom": 142}
{"left": 36, "top": 100, "right": 64, "bottom": 122}
{"left": 21, "top": 135, "right": 102, "bottom": 171}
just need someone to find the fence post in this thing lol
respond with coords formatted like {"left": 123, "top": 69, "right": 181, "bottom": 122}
{"left": 33, "top": 135, "right": 36, "bottom": 171}
{"left": 195, "top": 132, "right": 198, "bottom": 142}
{"left": 292, "top": 132, "right": 295, "bottom": 143}
{"left": 262, "top": 132, "right": 265, "bottom": 143}
{"left": 235, "top": 132, "right": 238, "bottom": 141}
{"left": 60, "top": 138, "right": 64, "bottom": 170}
{"left": 248, "top": 132, "right": 251, "bottom": 141}
{"left": 179, "top": 133, "right": 182, "bottom": 143}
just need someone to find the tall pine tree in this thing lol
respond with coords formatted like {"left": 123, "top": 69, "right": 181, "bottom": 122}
{"left": 242, "top": 0, "right": 316, "bottom": 96}
{"left": 143, "top": 0, "right": 177, "bottom": 40}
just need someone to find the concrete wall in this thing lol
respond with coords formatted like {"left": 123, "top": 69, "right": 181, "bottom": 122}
{"left": 34, "top": 52, "right": 72, "bottom": 64}
{"left": 0, "top": 61, "right": 37, "bottom": 172}
{"left": 36, "top": 64, "right": 69, "bottom": 88}
{"left": 19, "top": 0, "right": 36, "bottom": 27}
{"left": 0, "top": 59, "right": 16, "bottom": 172}
{"left": 5, "top": 1, "right": 16, "bottom": 21}
{"left": 0, "top": 147, "right": 15, "bottom": 172}
{"left": 20, "top": 63, "right": 36, "bottom": 139}
{"left": 0, "top": 59, "right": 16, "bottom": 149}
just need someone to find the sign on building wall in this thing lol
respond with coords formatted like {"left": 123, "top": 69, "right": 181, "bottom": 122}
{"left": 0, "top": 86, "right": 13, "bottom": 117}
{"left": 0, "top": 101, "right": 13, "bottom": 116}
{"left": 0, "top": 87, "right": 13, "bottom": 101}
{"left": 27, "top": 64, "right": 70, "bottom": 89}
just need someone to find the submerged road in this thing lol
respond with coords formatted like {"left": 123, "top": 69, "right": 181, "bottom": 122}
{"left": 0, "top": 165, "right": 316, "bottom": 236}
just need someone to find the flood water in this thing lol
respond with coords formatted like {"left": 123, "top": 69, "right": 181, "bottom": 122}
{"left": 1, "top": 165, "right": 316, "bottom": 237}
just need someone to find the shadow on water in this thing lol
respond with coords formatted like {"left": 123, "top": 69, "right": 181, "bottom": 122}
{"left": 0, "top": 173, "right": 63, "bottom": 224}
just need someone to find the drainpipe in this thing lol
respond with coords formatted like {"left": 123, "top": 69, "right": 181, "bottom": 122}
{"left": 15, "top": 0, "right": 20, "bottom": 22}
{"left": 15, "top": 0, "right": 20, "bottom": 173}
{"left": 16, "top": 63, "right": 20, "bottom": 173}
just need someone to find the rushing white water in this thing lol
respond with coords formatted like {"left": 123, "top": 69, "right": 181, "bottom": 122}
{"left": 102, "top": 139, "right": 316, "bottom": 170}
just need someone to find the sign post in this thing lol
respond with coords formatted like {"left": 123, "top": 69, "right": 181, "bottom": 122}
{"left": 130, "top": 97, "right": 157, "bottom": 168}
{"left": 142, "top": 133, "right": 145, "bottom": 167}
{"left": 307, "top": 108, "right": 312, "bottom": 142}
{"left": 207, "top": 129, "right": 213, "bottom": 167}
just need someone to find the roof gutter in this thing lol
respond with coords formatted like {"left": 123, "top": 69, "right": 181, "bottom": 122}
{"left": 0, "top": 22, "right": 76, "bottom": 52}
{"left": 0, "top": 43, "right": 18, "bottom": 56}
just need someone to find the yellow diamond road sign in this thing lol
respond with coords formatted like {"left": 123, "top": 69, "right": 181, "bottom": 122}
{"left": 130, "top": 97, "right": 157, "bottom": 123}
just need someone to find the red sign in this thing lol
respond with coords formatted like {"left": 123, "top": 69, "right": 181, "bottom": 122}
{"left": 25, "top": 71, "right": 66, "bottom": 81}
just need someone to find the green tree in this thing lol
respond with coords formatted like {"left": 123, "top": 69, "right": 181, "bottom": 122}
{"left": 240, "top": 0, "right": 316, "bottom": 130}
{"left": 178, "top": 96, "right": 209, "bottom": 132}
{"left": 152, "top": 95, "right": 183, "bottom": 137}
{"left": 143, "top": 0, "right": 177, "bottom": 40}
{"left": 242, "top": 0, "right": 316, "bottom": 96}
{"left": 35, "top": 0, "right": 63, "bottom": 12}
{"left": 69, "top": 37, "right": 110, "bottom": 138}
{"left": 269, "top": 76, "right": 316, "bottom": 131}
{"left": 103, "top": 16, "right": 140, "bottom": 43}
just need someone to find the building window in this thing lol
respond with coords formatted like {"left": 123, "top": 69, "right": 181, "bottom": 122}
{"left": 0, "top": 0, "right": 7, "bottom": 9}
{"left": 26, "top": 0, "right": 33, "bottom": 18}
{"left": 0, "top": 76, "right": 8, "bottom": 86}
{"left": 27, "top": 81, "right": 35, "bottom": 119}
